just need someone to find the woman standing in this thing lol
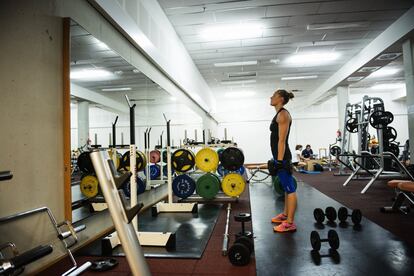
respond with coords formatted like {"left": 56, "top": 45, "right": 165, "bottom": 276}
{"left": 269, "top": 89, "right": 297, "bottom": 233}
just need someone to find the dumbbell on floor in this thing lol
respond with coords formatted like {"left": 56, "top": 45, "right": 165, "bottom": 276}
{"left": 235, "top": 213, "right": 253, "bottom": 239}
{"left": 338, "top": 207, "right": 362, "bottom": 225}
{"left": 228, "top": 236, "right": 254, "bottom": 266}
{"left": 310, "top": 230, "right": 340, "bottom": 251}
{"left": 313, "top": 207, "right": 337, "bottom": 223}
{"left": 311, "top": 248, "right": 340, "bottom": 265}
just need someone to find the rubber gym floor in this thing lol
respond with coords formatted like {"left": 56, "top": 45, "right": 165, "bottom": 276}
{"left": 45, "top": 169, "right": 414, "bottom": 275}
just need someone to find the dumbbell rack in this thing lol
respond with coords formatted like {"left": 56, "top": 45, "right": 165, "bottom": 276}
{"left": 152, "top": 115, "right": 198, "bottom": 214}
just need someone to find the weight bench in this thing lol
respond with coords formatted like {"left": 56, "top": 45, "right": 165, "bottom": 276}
{"left": 381, "top": 180, "right": 414, "bottom": 214}
{"left": 245, "top": 163, "right": 270, "bottom": 182}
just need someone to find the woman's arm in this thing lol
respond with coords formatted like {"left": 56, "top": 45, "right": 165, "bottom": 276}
{"left": 276, "top": 110, "right": 290, "bottom": 160}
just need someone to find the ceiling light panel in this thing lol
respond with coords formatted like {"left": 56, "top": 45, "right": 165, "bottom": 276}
{"left": 347, "top": 76, "right": 365, "bottom": 82}
{"left": 281, "top": 75, "right": 318, "bottom": 80}
{"left": 214, "top": 60, "right": 257, "bottom": 67}
{"left": 101, "top": 87, "right": 131, "bottom": 91}
{"left": 70, "top": 69, "right": 115, "bottom": 81}
{"left": 358, "top": 66, "right": 381, "bottom": 73}
{"left": 376, "top": 53, "right": 402, "bottom": 61}
{"left": 284, "top": 52, "right": 341, "bottom": 67}
{"left": 367, "top": 67, "right": 400, "bottom": 78}
{"left": 200, "top": 23, "right": 263, "bottom": 41}
{"left": 307, "top": 21, "right": 369, "bottom": 30}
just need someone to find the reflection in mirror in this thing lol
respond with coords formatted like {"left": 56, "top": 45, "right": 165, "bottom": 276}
{"left": 69, "top": 21, "right": 202, "bottom": 223}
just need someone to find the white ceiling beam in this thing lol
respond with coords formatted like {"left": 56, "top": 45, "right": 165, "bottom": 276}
{"left": 71, "top": 83, "right": 127, "bottom": 114}
{"left": 296, "top": 6, "right": 414, "bottom": 110}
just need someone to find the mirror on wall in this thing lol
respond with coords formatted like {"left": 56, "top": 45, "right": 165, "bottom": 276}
{"left": 69, "top": 21, "right": 202, "bottom": 222}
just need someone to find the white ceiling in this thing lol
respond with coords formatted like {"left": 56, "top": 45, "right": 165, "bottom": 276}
{"left": 158, "top": 0, "right": 414, "bottom": 98}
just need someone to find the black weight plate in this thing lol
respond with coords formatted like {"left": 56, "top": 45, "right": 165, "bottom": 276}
{"left": 313, "top": 208, "right": 324, "bottom": 223}
{"left": 77, "top": 152, "right": 94, "bottom": 173}
{"left": 384, "top": 111, "right": 394, "bottom": 124}
{"left": 330, "top": 146, "right": 341, "bottom": 156}
{"left": 171, "top": 149, "right": 195, "bottom": 172}
{"left": 384, "top": 142, "right": 400, "bottom": 157}
{"left": 337, "top": 207, "right": 348, "bottom": 222}
{"left": 345, "top": 118, "right": 358, "bottom": 133}
{"left": 351, "top": 209, "right": 362, "bottom": 225}
{"left": 221, "top": 147, "right": 245, "bottom": 171}
{"left": 228, "top": 243, "right": 251, "bottom": 266}
{"left": 90, "top": 258, "right": 118, "bottom": 272}
{"left": 328, "top": 230, "right": 340, "bottom": 250}
{"left": 235, "top": 236, "right": 254, "bottom": 253}
{"left": 172, "top": 174, "right": 196, "bottom": 199}
{"left": 384, "top": 126, "right": 397, "bottom": 142}
{"left": 310, "top": 231, "right": 321, "bottom": 251}
{"left": 325, "top": 207, "right": 337, "bottom": 221}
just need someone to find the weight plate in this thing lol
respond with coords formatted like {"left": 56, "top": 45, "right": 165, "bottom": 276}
{"left": 330, "top": 146, "right": 341, "bottom": 156}
{"left": 345, "top": 118, "right": 358, "bottom": 133}
{"left": 313, "top": 208, "right": 325, "bottom": 224}
{"left": 196, "top": 173, "right": 220, "bottom": 199}
{"left": 310, "top": 231, "right": 321, "bottom": 251}
{"left": 384, "top": 126, "right": 397, "bottom": 142}
{"left": 337, "top": 207, "right": 348, "bottom": 222}
{"left": 172, "top": 149, "right": 195, "bottom": 172}
{"left": 195, "top": 148, "right": 219, "bottom": 172}
{"left": 228, "top": 243, "right": 251, "bottom": 266}
{"left": 217, "top": 164, "right": 226, "bottom": 176}
{"left": 235, "top": 236, "right": 254, "bottom": 253}
{"left": 150, "top": 150, "right": 161, "bottom": 163}
{"left": 351, "top": 209, "right": 362, "bottom": 225}
{"left": 369, "top": 110, "right": 393, "bottom": 129}
{"left": 80, "top": 175, "right": 99, "bottom": 198}
{"left": 162, "top": 165, "right": 174, "bottom": 176}
{"left": 384, "top": 142, "right": 400, "bottom": 157}
{"left": 122, "top": 176, "right": 146, "bottom": 197}
{"left": 144, "top": 164, "right": 161, "bottom": 180}
{"left": 120, "top": 151, "right": 147, "bottom": 171}
{"left": 272, "top": 176, "right": 298, "bottom": 195}
{"left": 325, "top": 207, "right": 337, "bottom": 221}
{"left": 77, "top": 152, "right": 94, "bottom": 173}
{"left": 217, "top": 148, "right": 225, "bottom": 162}
{"left": 172, "top": 174, "right": 196, "bottom": 198}
{"left": 90, "top": 258, "right": 118, "bottom": 272}
{"left": 221, "top": 147, "right": 245, "bottom": 171}
{"left": 162, "top": 150, "right": 168, "bottom": 163}
{"left": 328, "top": 230, "right": 340, "bottom": 250}
{"left": 221, "top": 173, "right": 246, "bottom": 197}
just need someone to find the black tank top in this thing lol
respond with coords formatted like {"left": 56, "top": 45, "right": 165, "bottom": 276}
{"left": 270, "top": 108, "right": 292, "bottom": 161}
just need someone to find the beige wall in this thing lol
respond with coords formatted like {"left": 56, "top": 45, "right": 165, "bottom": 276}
{"left": 0, "top": 1, "right": 66, "bottom": 272}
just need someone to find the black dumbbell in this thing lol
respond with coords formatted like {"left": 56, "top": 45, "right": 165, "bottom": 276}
{"left": 310, "top": 230, "right": 340, "bottom": 251}
{"left": 228, "top": 236, "right": 254, "bottom": 266}
{"left": 311, "top": 248, "right": 340, "bottom": 265}
{"left": 313, "top": 207, "right": 337, "bottom": 223}
{"left": 338, "top": 207, "right": 362, "bottom": 225}
{"left": 235, "top": 213, "right": 253, "bottom": 239}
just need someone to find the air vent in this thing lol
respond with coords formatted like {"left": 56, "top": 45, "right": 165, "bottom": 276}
{"left": 376, "top": 53, "right": 402, "bottom": 61}
{"left": 347, "top": 76, "right": 364, "bottom": 82}
{"left": 228, "top": 72, "right": 257, "bottom": 78}
{"left": 358, "top": 66, "right": 380, "bottom": 73}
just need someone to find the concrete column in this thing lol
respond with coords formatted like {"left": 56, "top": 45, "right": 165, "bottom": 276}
{"left": 78, "top": 101, "right": 89, "bottom": 147}
{"left": 403, "top": 39, "right": 414, "bottom": 162}
{"left": 336, "top": 86, "right": 350, "bottom": 134}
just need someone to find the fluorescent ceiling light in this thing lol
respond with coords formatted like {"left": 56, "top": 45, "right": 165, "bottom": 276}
{"left": 285, "top": 52, "right": 340, "bottom": 67}
{"left": 132, "top": 69, "right": 140, "bottom": 73}
{"left": 371, "top": 83, "right": 405, "bottom": 90}
{"left": 201, "top": 23, "right": 263, "bottom": 41}
{"left": 224, "top": 91, "right": 256, "bottom": 98}
{"left": 281, "top": 75, "right": 318, "bottom": 80}
{"left": 358, "top": 66, "right": 380, "bottom": 73}
{"left": 221, "top": 79, "right": 257, "bottom": 85}
{"left": 101, "top": 87, "right": 131, "bottom": 92}
{"left": 367, "top": 68, "right": 400, "bottom": 78}
{"left": 70, "top": 69, "right": 114, "bottom": 81}
{"left": 347, "top": 76, "right": 364, "bottom": 82}
{"left": 214, "top": 60, "right": 257, "bottom": 67}
{"left": 307, "top": 21, "right": 369, "bottom": 30}
{"left": 376, "top": 53, "right": 402, "bottom": 61}
{"left": 270, "top": 59, "right": 280, "bottom": 64}
{"left": 228, "top": 72, "right": 257, "bottom": 78}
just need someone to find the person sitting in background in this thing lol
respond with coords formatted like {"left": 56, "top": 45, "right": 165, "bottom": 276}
{"left": 369, "top": 134, "right": 379, "bottom": 154}
{"left": 301, "top": 144, "right": 313, "bottom": 160}
{"left": 292, "top": 145, "right": 306, "bottom": 170}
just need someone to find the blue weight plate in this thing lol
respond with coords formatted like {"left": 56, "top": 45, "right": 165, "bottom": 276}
{"left": 162, "top": 165, "right": 175, "bottom": 176}
{"left": 172, "top": 174, "right": 196, "bottom": 199}
{"left": 122, "top": 177, "right": 146, "bottom": 197}
{"left": 217, "top": 164, "right": 226, "bottom": 176}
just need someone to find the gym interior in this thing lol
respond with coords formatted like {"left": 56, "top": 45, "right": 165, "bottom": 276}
{"left": 1, "top": 0, "right": 414, "bottom": 275}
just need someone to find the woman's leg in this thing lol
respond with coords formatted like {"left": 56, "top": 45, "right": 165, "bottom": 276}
{"left": 286, "top": 192, "right": 297, "bottom": 223}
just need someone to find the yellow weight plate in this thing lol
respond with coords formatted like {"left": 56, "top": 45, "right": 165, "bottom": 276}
{"left": 80, "top": 175, "right": 99, "bottom": 198}
{"left": 221, "top": 173, "right": 246, "bottom": 197}
{"left": 195, "top": 148, "right": 219, "bottom": 172}
{"left": 137, "top": 150, "right": 147, "bottom": 171}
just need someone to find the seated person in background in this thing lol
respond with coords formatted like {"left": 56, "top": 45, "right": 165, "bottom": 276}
{"left": 369, "top": 134, "right": 379, "bottom": 154}
{"left": 301, "top": 144, "right": 313, "bottom": 160}
{"left": 292, "top": 145, "right": 306, "bottom": 170}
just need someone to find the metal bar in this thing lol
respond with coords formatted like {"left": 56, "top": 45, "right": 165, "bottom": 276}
{"left": 90, "top": 151, "right": 151, "bottom": 276}
{"left": 343, "top": 166, "right": 361, "bottom": 187}
{"left": 222, "top": 203, "right": 231, "bottom": 256}
{"left": 361, "top": 167, "right": 383, "bottom": 194}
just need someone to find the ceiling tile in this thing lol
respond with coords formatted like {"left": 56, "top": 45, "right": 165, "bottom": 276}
{"left": 265, "top": 3, "right": 320, "bottom": 17}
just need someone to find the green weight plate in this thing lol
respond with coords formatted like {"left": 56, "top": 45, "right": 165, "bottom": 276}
{"left": 196, "top": 173, "right": 220, "bottom": 199}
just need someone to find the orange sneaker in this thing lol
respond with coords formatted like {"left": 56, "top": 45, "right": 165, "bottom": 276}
{"left": 271, "top": 213, "right": 287, "bottom": 223}
{"left": 273, "top": 221, "right": 297, "bottom": 233}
